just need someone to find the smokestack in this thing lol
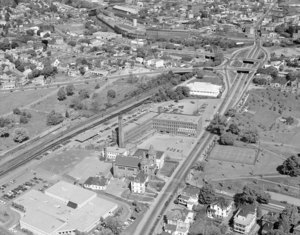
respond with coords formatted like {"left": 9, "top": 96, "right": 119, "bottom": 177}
{"left": 118, "top": 115, "right": 124, "bottom": 148}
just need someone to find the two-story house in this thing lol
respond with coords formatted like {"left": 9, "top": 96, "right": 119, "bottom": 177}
{"left": 233, "top": 205, "right": 257, "bottom": 234}
{"left": 83, "top": 176, "right": 110, "bottom": 191}
{"left": 131, "top": 172, "right": 148, "bottom": 194}
{"left": 207, "top": 197, "right": 233, "bottom": 220}
{"left": 177, "top": 185, "right": 200, "bottom": 210}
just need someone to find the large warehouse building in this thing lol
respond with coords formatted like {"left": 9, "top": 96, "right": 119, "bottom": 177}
{"left": 13, "top": 181, "right": 118, "bottom": 235}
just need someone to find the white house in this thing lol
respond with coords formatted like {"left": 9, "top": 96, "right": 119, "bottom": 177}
{"left": 207, "top": 197, "right": 233, "bottom": 220}
{"left": 83, "top": 176, "right": 110, "bottom": 191}
{"left": 177, "top": 185, "right": 200, "bottom": 210}
{"left": 131, "top": 172, "right": 148, "bottom": 194}
{"left": 233, "top": 205, "right": 257, "bottom": 234}
{"left": 101, "top": 146, "right": 129, "bottom": 161}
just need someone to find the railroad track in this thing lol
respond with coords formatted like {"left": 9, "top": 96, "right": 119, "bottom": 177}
{"left": 0, "top": 97, "right": 151, "bottom": 176}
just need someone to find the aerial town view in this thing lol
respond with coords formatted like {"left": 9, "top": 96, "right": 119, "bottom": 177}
{"left": 0, "top": 0, "right": 300, "bottom": 234}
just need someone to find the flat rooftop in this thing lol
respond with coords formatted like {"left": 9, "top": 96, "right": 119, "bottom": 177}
{"left": 154, "top": 113, "right": 201, "bottom": 124}
{"left": 45, "top": 181, "right": 95, "bottom": 206}
{"left": 14, "top": 182, "right": 117, "bottom": 234}
{"left": 123, "top": 112, "right": 158, "bottom": 132}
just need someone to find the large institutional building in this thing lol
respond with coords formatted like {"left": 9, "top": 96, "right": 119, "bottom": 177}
{"left": 13, "top": 181, "right": 117, "bottom": 235}
{"left": 112, "top": 111, "right": 202, "bottom": 146}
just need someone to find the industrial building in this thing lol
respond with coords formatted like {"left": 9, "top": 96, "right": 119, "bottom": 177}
{"left": 153, "top": 113, "right": 202, "bottom": 137}
{"left": 13, "top": 181, "right": 117, "bottom": 235}
{"left": 113, "top": 111, "right": 202, "bottom": 146}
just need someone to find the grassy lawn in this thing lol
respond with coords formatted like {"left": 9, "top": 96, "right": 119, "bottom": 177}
{"left": 0, "top": 88, "right": 56, "bottom": 115}
{"left": 159, "top": 160, "right": 179, "bottom": 177}
{"left": 209, "top": 145, "right": 257, "bottom": 165}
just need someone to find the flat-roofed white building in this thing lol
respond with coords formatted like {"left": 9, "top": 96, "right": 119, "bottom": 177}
{"left": 186, "top": 82, "right": 222, "bottom": 98}
{"left": 13, "top": 181, "right": 118, "bottom": 235}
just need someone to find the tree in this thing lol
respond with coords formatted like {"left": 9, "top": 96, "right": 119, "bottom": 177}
{"left": 206, "top": 115, "right": 227, "bottom": 135}
{"left": 286, "top": 71, "right": 300, "bottom": 82}
{"left": 198, "top": 183, "right": 217, "bottom": 204}
{"left": 279, "top": 154, "right": 300, "bottom": 177}
{"left": 240, "top": 129, "right": 258, "bottom": 143}
{"left": 68, "top": 41, "right": 76, "bottom": 47}
{"left": 13, "top": 108, "right": 21, "bottom": 115}
{"left": 13, "top": 128, "right": 29, "bottom": 143}
{"left": 225, "top": 108, "right": 236, "bottom": 117}
{"left": 234, "top": 185, "right": 270, "bottom": 206}
{"left": 79, "top": 66, "right": 85, "bottom": 75}
{"left": 0, "top": 127, "right": 9, "bottom": 138}
{"left": 47, "top": 111, "right": 64, "bottom": 126}
{"left": 95, "top": 83, "right": 100, "bottom": 89}
{"left": 192, "top": 161, "right": 206, "bottom": 171}
{"left": 219, "top": 132, "right": 235, "bottom": 145}
{"left": 103, "top": 217, "right": 122, "bottom": 235}
{"left": 78, "top": 89, "right": 90, "bottom": 99}
{"left": 66, "top": 84, "right": 75, "bottom": 96}
{"left": 57, "top": 87, "right": 66, "bottom": 101}
{"left": 228, "top": 123, "right": 240, "bottom": 135}
{"left": 19, "top": 115, "right": 29, "bottom": 124}
{"left": 107, "top": 89, "right": 116, "bottom": 99}
{"left": 42, "top": 65, "right": 57, "bottom": 78}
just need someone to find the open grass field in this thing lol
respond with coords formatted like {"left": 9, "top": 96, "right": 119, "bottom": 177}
{"left": 0, "top": 88, "right": 56, "bottom": 115}
{"left": 159, "top": 160, "right": 179, "bottom": 177}
{"left": 209, "top": 145, "right": 257, "bottom": 165}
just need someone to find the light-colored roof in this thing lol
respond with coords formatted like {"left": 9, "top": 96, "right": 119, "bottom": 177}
{"left": 14, "top": 183, "right": 118, "bottom": 234}
{"left": 45, "top": 181, "right": 96, "bottom": 206}
{"left": 154, "top": 113, "right": 201, "bottom": 124}
{"left": 113, "top": 5, "right": 138, "bottom": 14}
{"left": 186, "top": 82, "right": 222, "bottom": 93}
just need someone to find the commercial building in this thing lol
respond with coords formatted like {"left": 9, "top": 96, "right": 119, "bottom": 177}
{"left": 233, "top": 205, "right": 257, "bottom": 234}
{"left": 13, "top": 181, "right": 117, "bottom": 235}
{"left": 153, "top": 113, "right": 202, "bottom": 137}
{"left": 185, "top": 82, "right": 222, "bottom": 98}
{"left": 133, "top": 146, "right": 165, "bottom": 169}
{"left": 113, "top": 155, "right": 141, "bottom": 178}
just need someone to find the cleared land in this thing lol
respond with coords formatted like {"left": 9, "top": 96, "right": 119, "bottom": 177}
{"left": 209, "top": 145, "right": 257, "bottom": 165}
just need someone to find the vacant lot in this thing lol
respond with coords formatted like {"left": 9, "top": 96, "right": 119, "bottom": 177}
{"left": 38, "top": 149, "right": 97, "bottom": 176}
{"left": 0, "top": 88, "right": 56, "bottom": 115}
{"left": 209, "top": 145, "right": 257, "bottom": 165}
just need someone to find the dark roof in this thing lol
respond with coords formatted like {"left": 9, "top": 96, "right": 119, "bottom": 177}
{"left": 114, "top": 156, "right": 141, "bottom": 168}
{"left": 262, "top": 221, "right": 274, "bottom": 232}
{"left": 212, "top": 197, "right": 232, "bottom": 210}
{"left": 237, "top": 204, "right": 256, "bottom": 217}
{"left": 133, "top": 148, "right": 164, "bottom": 159}
{"left": 133, "top": 172, "right": 148, "bottom": 183}
{"left": 84, "top": 176, "right": 108, "bottom": 186}
{"left": 67, "top": 201, "right": 78, "bottom": 209}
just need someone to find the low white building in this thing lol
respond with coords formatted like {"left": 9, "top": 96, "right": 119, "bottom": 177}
{"left": 186, "top": 82, "right": 222, "bottom": 98}
{"left": 131, "top": 172, "right": 148, "bottom": 194}
{"left": 84, "top": 176, "right": 110, "bottom": 191}
{"left": 101, "top": 146, "right": 129, "bottom": 161}
{"left": 207, "top": 197, "right": 233, "bottom": 220}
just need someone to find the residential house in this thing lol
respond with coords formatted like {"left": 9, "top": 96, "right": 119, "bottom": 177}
{"left": 131, "top": 172, "right": 148, "bottom": 194}
{"left": 177, "top": 185, "right": 200, "bottom": 210}
{"left": 207, "top": 197, "right": 234, "bottom": 220}
{"left": 233, "top": 205, "right": 257, "bottom": 234}
{"left": 101, "top": 146, "right": 129, "bottom": 161}
{"left": 83, "top": 176, "right": 110, "bottom": 190}
{"left": 164, "top": 210, "right": 194, "bottom": 235}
